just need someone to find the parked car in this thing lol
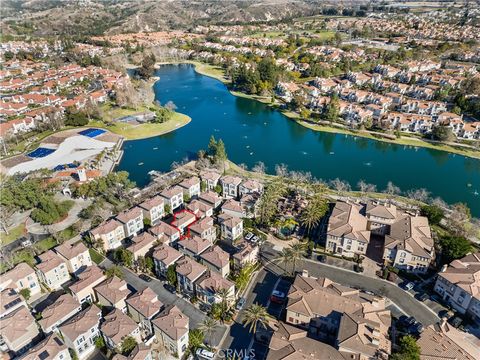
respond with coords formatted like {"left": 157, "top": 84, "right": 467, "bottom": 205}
{"left": 163, "top": 283, "right": 176, "bottom": 294}
{"left": 398, "top": 315, "right": 409, "bottom": 326}
{"left": 450, "top": 316, "right": 463, "bottom": 328}
{"left": 405, "top": 316, "right": 416, "bottom": 327}
{"left": 403, "top": 282, "right": 415, "bottom": 291}
{"left": 251, "top": 236, "right": 259, "bottom": 244}
{"left": 270, "top": 290, "right": 286, "bottom": 304}
{"left": 245, "top": 232, "right": 254, "bottom": 241}
{"left": 416, "top": 293, "right": 429, "bottom": 302}
{"left": 409, "top": 322, "right": 424, "bottom": 334}
{"left": 196, "top": 348, "right": 215, "bottom": 360}
{"left": 236, "top": 297, "right": 246, "bottom": 311}
{"left": 139, "top": 274, "right": 152, "bottom": 282}
{"left": 317, "top": 255, "right": 326, "bottom": 263}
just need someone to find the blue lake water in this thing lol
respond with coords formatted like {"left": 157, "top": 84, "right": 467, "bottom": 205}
{"left": 117, "top": 64, "right": 480, "bottom": 217}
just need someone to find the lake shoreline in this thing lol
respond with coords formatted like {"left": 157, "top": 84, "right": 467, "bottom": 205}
{"left": 157, "top": 60, "right": 479, "bottom": 160}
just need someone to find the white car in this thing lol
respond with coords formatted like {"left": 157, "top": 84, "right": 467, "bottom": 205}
{"left": 245, "top": 232, "right": 254, "bottom": 241}
{"left": 196, "top": 348, "right": 215, "bottom": 360}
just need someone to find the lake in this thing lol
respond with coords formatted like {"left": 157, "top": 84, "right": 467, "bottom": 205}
{"left": 117, "top": 64, "right": 480, "bottom": 217}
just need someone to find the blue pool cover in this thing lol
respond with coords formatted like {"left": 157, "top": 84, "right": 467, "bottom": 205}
{"left": 27, "top": 147, "right": 56, "bottom": 158}
{"left": 53, "top": 163, "right": 78, "bottom": 171}
{"left": 79, "top": 128, "right": 106, "bottom": 138}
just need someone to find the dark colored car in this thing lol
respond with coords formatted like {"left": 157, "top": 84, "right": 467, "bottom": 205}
{"left": 450, "top": 316, "right": 463, "bottom": 328}
{"left": 398, "top": 315, "right": 409, "bottom": 325}
{"left": 139, "top": 274, "right": 152, "bottom": 282}
{"left": 405, "top": 316, "right": 416, "bottom": 326}
{"left": 236, "top": 297, "right": 246, "bottom": 311}
{"left": 164, "top": 283, "right": 176, "bottom": 294}
{"left": 416, "top": 293, "right": 429, "bottom": 302}
{"left": 317, "top": 255, "right": 326, "bottom": 263}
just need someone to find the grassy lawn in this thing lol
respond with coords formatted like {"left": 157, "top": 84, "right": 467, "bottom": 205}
{"left": 0, "top": 223, "right": 26, "bottom": 246}
{"left": 187, "top": 61, "right": 229, "bottom": 84}
{"left": 0, "top": 236, "right": 57, "bottom": 273}
{"left": 89, "top": 248, "right": 105, "bottom": 264}
{"left": 90, "top": 111, "right": 190, "bottom": 140}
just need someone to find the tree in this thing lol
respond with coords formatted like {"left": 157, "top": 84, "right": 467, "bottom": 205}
{"left": 137, "top": 53, "right": 156, "bottom": 79}
{"left": 208, "top": 135, "right": 218, "bottom": 157}
{"left": 188, "top": 329, "right": 204, "bottom": 353}
{"left": 121, "top": 336, "right": 137, "bottom": 355}
{"left": 200, "top": 317, "right": 218, "bottom": 346}
{"left": 421, "top": 205, "right": 444, "bottom": 225}
{"left": 390, "top": 335, "right": 420, "bottom": 360}
{"left": 166, "top": 264, "right": 177, "bottom": 287}
{"left": 216, "top": 139, "right": 227, "bottom": 163}
{"left": 242, "top": 304, "right": 271, "bottom": 334}
{"left": 300, "top": 194, "right": 328, "bottom": 234}
{"left": 384, "top": 181, "right": 401, "bottom": 199}
{"left": 114, "top": 248, "right": 134, "bottom": 268}
{"left": 105, "top": 265, "right": 124, "bottom": 279}
{"left": 94, "top": 336, "right": 106, "bottom": 350}
{"left": 407, "top": 188, "right": 430, "bottom": 203}
{"left": 19, "top": 288, "right": 31, "bottom": 300}
{"left": 289, "top": 243, "right": 307, "bottom": 274}
{"left": 357, "top": 180, "right": 377, "bottom": 194}
{"left": 431, "top": 125, "right": 455, "bottom": 142}
{"left": 440, "top": 235, "right": 472, "bottom": 264}
{"left": 324, "top": 95, "right": 340, "bottom": 122}
{"left": 277, "top": 248, "right": 293, "bottom": 275}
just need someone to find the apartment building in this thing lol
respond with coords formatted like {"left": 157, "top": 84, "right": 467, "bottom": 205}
{"left": 434, "top": 252, "right": 480, "bottom": 323}
{"left": 326, "top": 202, "right": 370, "bottom": 257}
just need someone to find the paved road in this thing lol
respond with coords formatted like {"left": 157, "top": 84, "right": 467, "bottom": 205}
{"left": 261, "top": 244, "right": 440, "bottom": 326}
{"left": 99, "top": 258, "right": 227, "bottom": 347}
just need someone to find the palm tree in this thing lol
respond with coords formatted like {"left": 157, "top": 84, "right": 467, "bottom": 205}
{"left": 289, "top": 243, "right": 307, "bottom": 274}
{"left": 216, "top": 287, "right": 233, "bottom": 322}
{"left": 242, "top": 303, "right": 271, "bottom": 334}
{"left": 300, "top": 194, "right": 328, "bottom": 234}
{"left": 200, "top": 317, "right": 218, "bottom": 346}
{"left": 277, "top": 248, "right": 293, "bottom": 275}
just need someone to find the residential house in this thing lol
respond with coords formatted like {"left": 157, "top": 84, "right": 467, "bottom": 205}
{"left": 20, "top": 334, "right": 71, "bottom": 360}
{"left": 152, "top": 305, "right": 189, "bottom": 358}
{"left": 127, "top": 232, "right": 156, "bottom": 261}
{"left": 0, "top": 289, "right": 26, "bottom": 318}
{"left": 200, "top": 246, "right": 230, "bottom": 277}
{"left": 178, "top": 236, "right": 212, "bottom": 259}
{"left": 239, "top": 179, "right": 263, "bottom": 197}
{"left": 220, "top": 175, "right": 243, "bottom": 198}
{"left": 152, "top": 245, "right": 183, "bottom": 278}
{"left": 175, "top": 257, "right": 207, "bottom": 296}
{"left": 195, "top": 271, "right": 235, "bottom": 306}
{"left": 218, "top": 213, "right": 243, "bottom": 244}
{"left": 90, "top": 219, "right": 126, "bottom": 252}
{"left": 434, "top": 252, "right": 480, "bottom": 323}
{"left": 172, "top": 211, "right": 196, "bottom": 234}
{"left": 55, "top": 241, "right": 92, "bottom": 275}
{"left": 160, "top": 186, "right": 184, "bottom": 212}
{"left": 240, "top": 192, "right": 261, "bottom": 218}
{"left": 116, "top": 207, "right": 144, "bottom": 238}
{"left": 39, "top": 293, "right": 82, "bottom": 334}
{"left": 149, "top": 221, "right": 181, "bottom": 245}
{"left": 222, "top": 199, "right": 246, "bottom": 218}
{"left": 70, "top": 265, "right": 106, "bottom": 304}
{"left": 100, "top": 308, "right": 142, "bottom": 350}
{"left": 187, "top": 199, "right": 213, "bottom": 219}
{"left": 365, "top": 201, "right": 398, "bottom": 235}
{"left": 138, "top": 195, "right": 165, "bottom": 226}
{"left": 0, "top": 262, "right": 41, "bottom": 297}
{"left": 199, "top": 191, "right": 223, "bottom": 209}
{"left": 112, "top": 344, "right": 152, "bottom": 360}
{"left": 36, "top": 250, "right": 70, "bottom": 290}
{"left": 94, "top": 276, "right": 130, "bottom": 313}
{"left": 0, "top": 306, "right": 40, "bottom": 355}
{"left": 417, "top": 320, "right": 479, "bottom": 360}
{"left": 232, "top": 241, "right": 259, "bottom": 270}
{"left": 326, "top": 202, "right": 370, "bottom": 257}
{"left": 200, "top": 171, "right": 221, "bottom": 191}
{"left": 383, "top": 215, "right": 434, "bottom": 273}
{"left": 267, "top": 321, "right": 345, "bottom": 360}
{"left": 179, "top": 177, "right": 201, "bottom": 199}
{"left": 188, "top": 216, "right": 216, "bottom": 242}
{"left": 126, "top": 287, "right": 163, "bottom": 339}
{"left": 59, "top": 305, "right": 102, "bottom": 360}
{"left": 286, "top": 273, "right": 390, "bottom": 344}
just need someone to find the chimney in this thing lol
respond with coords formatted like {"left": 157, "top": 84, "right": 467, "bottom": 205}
{"left": 302, "top": 269, "right": 309, "bottom": 278}
{"left": 440, "top": 264, "right": 448, "bottom": 272}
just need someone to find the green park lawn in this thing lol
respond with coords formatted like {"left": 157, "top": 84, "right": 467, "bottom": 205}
{"left": 0, "top": 223, "right": 26, "bottom": 246}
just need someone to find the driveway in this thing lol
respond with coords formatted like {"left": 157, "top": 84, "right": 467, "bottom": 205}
{"left": 99, "top": 258, "right": 227, "bottom": 347}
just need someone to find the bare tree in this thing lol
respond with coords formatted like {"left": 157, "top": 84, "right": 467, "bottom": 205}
{"left": 407, "top": 188, "right": 430, "bottom": 203}
{"left": 330, "top": 178, "right": 351, "bottom": 195}
{"left": 275, "top": 163, "right": 289, "bottom": 178}
{"left": 384, "top": 181, "right": 401, "bottom": 198}
{"left": 252, "top": 161, "right": 266, "bottom": 174}
{"left": 357, "top": 180, "right": 377, "bottom": 194}
{"left": 164, "top": 101, "right": 177, "bottom": 111}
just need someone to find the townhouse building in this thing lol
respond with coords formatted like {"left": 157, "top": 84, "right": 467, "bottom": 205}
{"left": 187, "top": 199, "right": 214, "bottom": 219}
{"left": 127, "top": 232, "right": 156, "bottom": 261}
{"left": 434, "top": 252, "right": 480, "bottom": 323}
{"left": 116, "top": 207, "right": 144, "bottom": 238}
{"left": 0, "top": 262, "right": 41, "bottom": 297}
{"left": 221, "top": 199, "right": 246, "bottom": 218}
{"left": 220, "top": 175, "right": 243, "bottom": 198}
{"left": 126, "top": 287, "right": 163, "bottom": 339}
{"left": 100, "top": 308, "right": 142, "bottom": 350}
{"left": 161, "top": 186, "right": 184, "bottom": 212}
{"left": 39, "top": 293, "right": 82, "bottom": 334}
{"left": 326, "top": 202, "right": 371, "bottom": 257}
{"left": 149, "top": 221, "right": 181, "bottom": 245}
{"left": 59, "top": 305, "right": 102, "bottom": 360}
{"left": 70, "top": 265, "right": 106, "bottom": 304}
{"left": 175, "top": 257, "right": 207, "bottom": 296}
{"left": 195, "top": 271, "right": 235, "bottom": 306}
{"left": 0, "top": 288, "right": 26, "bottom": 318}
{"left": 138, "top": 195, "right": 165, "bottom": 226}
{"left": 218, "top": 213, "right": 243, "bottom": 244}
{"left": 232, "top": 241, "right": 259, "bottom": 270}
{"left": 112, "top": 344, "right": 152, "bottom": 360}
{"left": 0, "top": 305, "right": 40, "bottom": 355}
{"left": 200, "top": 246, "right": 230, "bottom": 277}
{"left": 188, "top": 216, "right": 216, "bottom": 242}
{"left": 239, "top": 179, "right": 263, "bottom": 197}
{"left": 152, "top": 305, "right": 189, "bottom": 358}
{"left": 172, "top": 211, "right": 196, "bottom": 234}
{"left": 365, "top": 201, "right": 398, "bottom": 235}
{"left": 383, "top": 215, "right": 434, "bottom": 273}
{"left": 54, "top": 241, "right": 92, "bottom": 275}
{"left": 199, "top": 191, "right": 223, "bottom": 209}
{"left": 179, "top": 177, "right": 201, "bottom": 199}
{"left": 94, "top": 276, "right": 131, "bottom": 313}
{"left": 90, "top": 218, "right": 126, "bottom": 252}
{"left": 152, "top": 245, "right": 183, "bottom": 278}
{"left": 35, "top": 250, "right": 70, "bottom": 290}
{"left": 21, "top": 334, "right": 71, "bottom": 360}
{"left": 178, "top": 236, "right": 212, "bottom": 259}
{"left": 200, "top": 171, "right": 221, "bottom": 191}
